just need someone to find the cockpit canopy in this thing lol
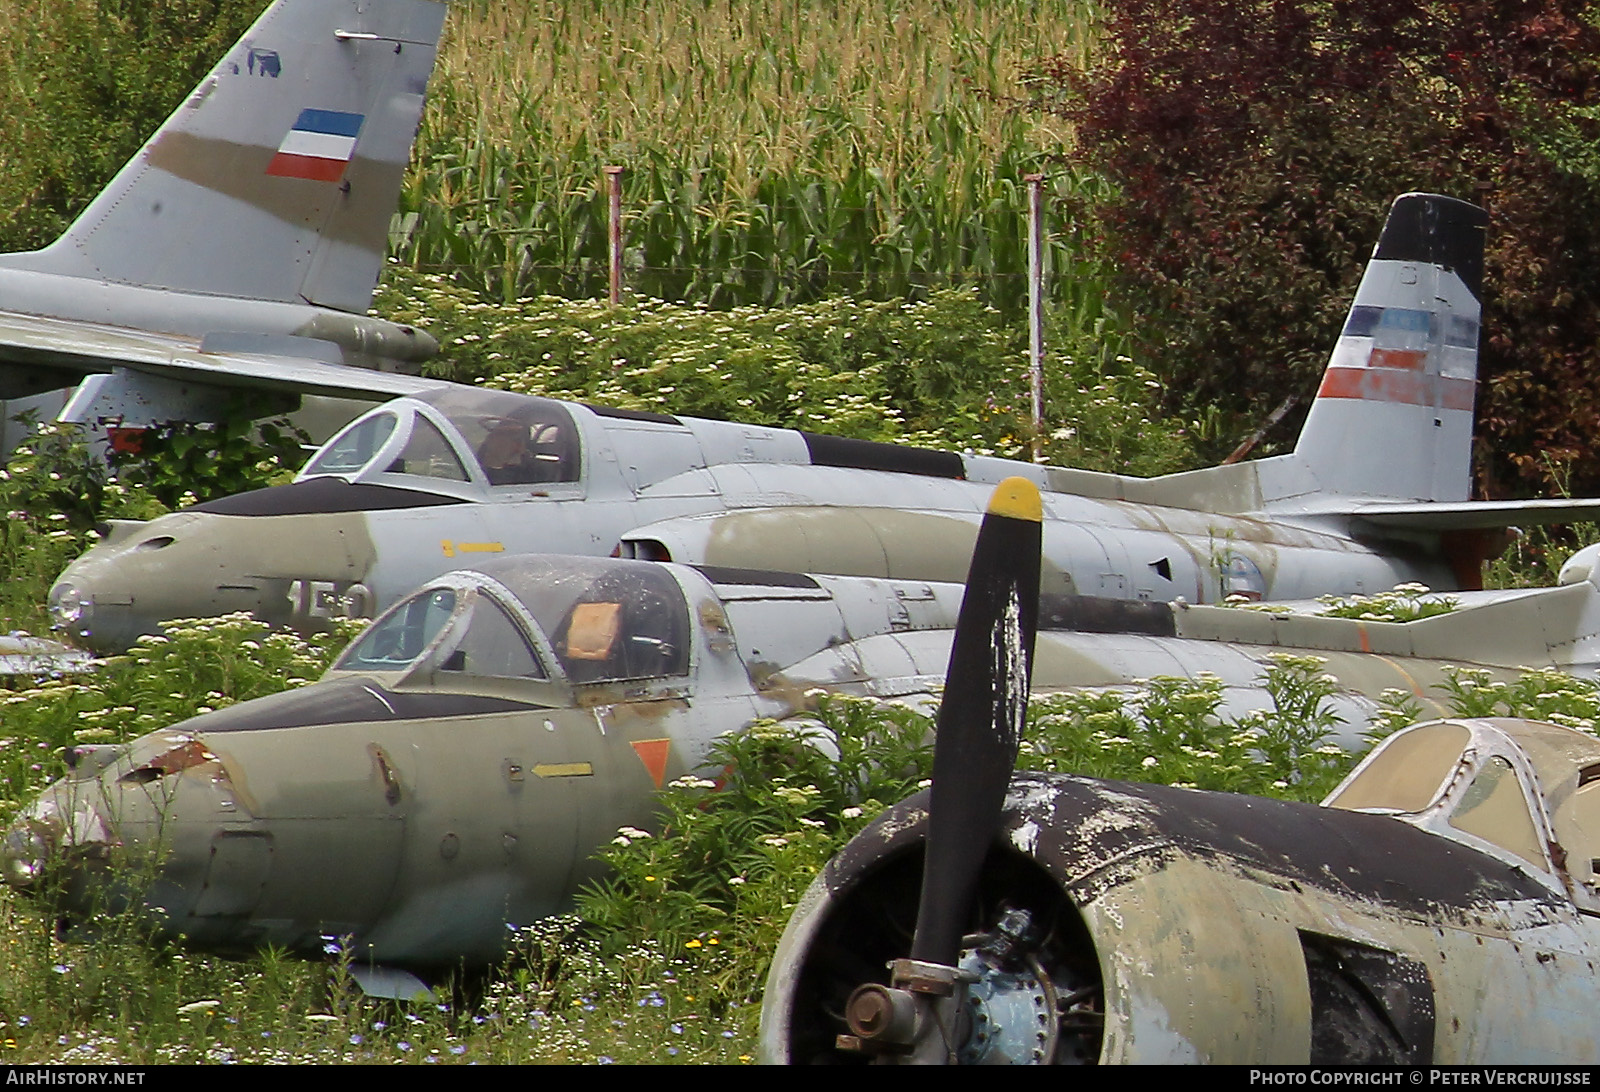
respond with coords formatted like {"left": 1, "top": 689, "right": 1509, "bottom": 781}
{"left": 300, "top": 388, "right": 581, "bottom": 495}
{"left": 1326, "top": 718, "right": 1600, "bottom": 905}
{"left": 333, "top": 556, "right": 690, "bottom": 686}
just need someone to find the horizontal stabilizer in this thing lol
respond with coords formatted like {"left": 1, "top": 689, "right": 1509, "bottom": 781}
{"left": 1169, "top": 580, "right": 1588, "bottom": 668}
{"left": 1343, "top": 498, "right": 1600, "bottom": 532}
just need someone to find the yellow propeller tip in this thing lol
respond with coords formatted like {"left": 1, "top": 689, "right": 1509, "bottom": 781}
{"left": 986, "top": 476, "right": 1042, "bottom": 523}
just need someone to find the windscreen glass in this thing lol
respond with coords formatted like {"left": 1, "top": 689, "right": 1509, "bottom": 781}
{"left": 304, "top": 412, "right": 398, "bottom": 477}
{"left": 1324, "top": 722, "right": 1469, "bottom": 813}
{"left": 385, "top": 415, "right": 468, "bottom": 481}
{"left": 1449, "top": 756, "right": 1544, "bottom": 867}
{"left": 337, "top": 588, "right": 457, "bottom": 672}
{"left": 415, "top": 388, "right": 581, "bottom": 487}
{"left": 487, "top": 558, "right": 689, "bottom": 683}
{"left": 440, "top": 596, "right": 547, "bottom": 679}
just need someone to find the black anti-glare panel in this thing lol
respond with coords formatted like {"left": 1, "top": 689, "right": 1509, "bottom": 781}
{"left": 801, "top": 431, "right": 965, "bottom": 479}
{"left": 191, "top": 477, "right": 466, "bottom": 516}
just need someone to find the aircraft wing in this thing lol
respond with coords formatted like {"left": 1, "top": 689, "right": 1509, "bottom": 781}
{"left": 0, "top": 0, "right": 448, "bottom": 426}
{"left": 0, "top": 309, "right": 440, "bottom": 422}
{"left": 0, "top": 633, "right": 94, "bottom": 676}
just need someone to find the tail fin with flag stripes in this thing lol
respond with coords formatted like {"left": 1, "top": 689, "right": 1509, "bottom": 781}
{"left": 6, "top": 0, "right": 445, "bottom": 316}
{"left": 1289, "top": 193, "right": 1489, "bottom": 504}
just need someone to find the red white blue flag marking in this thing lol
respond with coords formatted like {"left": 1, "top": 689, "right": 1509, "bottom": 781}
{"left": 266, "top": 109, "right": 364, "bottom": 182}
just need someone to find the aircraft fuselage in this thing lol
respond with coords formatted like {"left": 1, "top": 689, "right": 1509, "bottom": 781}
{"left": 50, "top": 388, "right": 1448, "bottom": 653}
{"left": 11, "top": 556, "right": 970, "bottom": 969}
{"left": 762, "top": 718, "right": 1600, "bottom": 1064}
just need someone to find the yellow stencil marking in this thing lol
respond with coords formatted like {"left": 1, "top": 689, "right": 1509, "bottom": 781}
{"left": 441, "top": 540, "right": 505, "bottom": 557}
{"left": 533, "top": 762, "right": 594, "bottom": 778}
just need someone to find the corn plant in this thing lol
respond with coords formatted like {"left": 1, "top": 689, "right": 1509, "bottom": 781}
{"left": 398, "top": 0, "right": 1109, "bottom": 323}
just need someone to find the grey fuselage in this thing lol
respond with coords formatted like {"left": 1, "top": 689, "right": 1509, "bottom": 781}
{"left": 50, "top": 386, "right": 1446, "bottom": 653}
{"left": 9, "top": 556, "right": 971, "bottom": 968}
{"left": 19, "top": 550, "right": 1600, "bottom": 973}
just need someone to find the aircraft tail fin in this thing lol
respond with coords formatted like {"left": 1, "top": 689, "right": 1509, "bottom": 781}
{"left": 11, "top": 0, "right": 445, "bottom": 315}
{"left": 1289, "top": 193, "right": 1489, "bottom": 504}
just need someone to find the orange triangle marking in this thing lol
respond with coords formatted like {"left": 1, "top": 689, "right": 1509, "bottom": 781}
{"left": 631, "top": 738, "right": 672, "bottom": 789}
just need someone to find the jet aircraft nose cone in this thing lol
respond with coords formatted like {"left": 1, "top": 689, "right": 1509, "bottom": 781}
{"left": 1, "top": 731, "right": 246, "bottom": 934}
{"left": 47, "top": 570, "right": 139, "bottom": 653}
{"left": 0, "top": 781, "right": 117, "bottom": 891}
{"left": 47, "top": 580, "right": 88, "bottom": 630}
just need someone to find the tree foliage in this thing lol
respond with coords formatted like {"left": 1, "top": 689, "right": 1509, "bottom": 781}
{"left": 1038, "top": 0, "right": 1600, "bottom": 492}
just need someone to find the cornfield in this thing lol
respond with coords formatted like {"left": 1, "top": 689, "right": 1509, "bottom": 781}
{"left": 399, "top": 0, "right": 1109, "bottom": 316}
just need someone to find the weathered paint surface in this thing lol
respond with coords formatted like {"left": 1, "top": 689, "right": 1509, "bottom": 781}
{"left": 4, "top": 557, "right": 975, "bottom": 970}
{"left": 761, "top": 720, "right": 1600, "bottom": 1065}
{"left": 30, "top": 546, "right": 1600, "bottom": 976}
{"left": 56, "top": 197, "right": 1600, "bottom": 657}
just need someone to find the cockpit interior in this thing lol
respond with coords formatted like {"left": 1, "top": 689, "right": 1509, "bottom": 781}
{"left": 334, "top": 557, "right": 690, "bottom": 686}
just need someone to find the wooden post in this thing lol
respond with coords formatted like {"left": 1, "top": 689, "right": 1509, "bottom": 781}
{"left": 1026, "top": 173, "right": 1046, "bottom": 462}
{"left": 604, "top": 166, "right": 625, "bottom": 305}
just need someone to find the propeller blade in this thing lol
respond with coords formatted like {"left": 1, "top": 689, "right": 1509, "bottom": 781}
{"left": 909, "top": 476, "right": 1042, "bottom": 968}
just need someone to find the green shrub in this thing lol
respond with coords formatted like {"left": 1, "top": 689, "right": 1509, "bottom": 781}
{"left": 0, "top": 0, "right": 268, "bottom": 252}
{"left": 0, "top": 414, "right": 306, "bottom": 633}
{"left": 377, "top": 269, "right": 1198, "bottom": 471}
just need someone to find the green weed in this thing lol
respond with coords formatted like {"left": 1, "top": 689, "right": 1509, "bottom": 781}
{"left": 1313, "top": 583, "right": 1460, "bottom": 623}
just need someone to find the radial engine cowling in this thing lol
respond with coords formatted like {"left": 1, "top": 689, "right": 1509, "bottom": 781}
{"left": 760, "top": 770, "right": 1528, "bottom": 1064}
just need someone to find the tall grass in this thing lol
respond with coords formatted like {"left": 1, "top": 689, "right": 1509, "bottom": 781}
{"left": 399, "top": 0, "right": 1106, "bottom": 312}
{"left": 7, "top": 644, "right": 1600, "bottom": 1063}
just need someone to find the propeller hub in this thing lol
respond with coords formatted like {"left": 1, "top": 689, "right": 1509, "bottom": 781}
{"left": 844, "top": 984, "right": 919, "bottom": 1044}
{"left": 839, "top": 963, "right": 976, "bottom": 1062}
